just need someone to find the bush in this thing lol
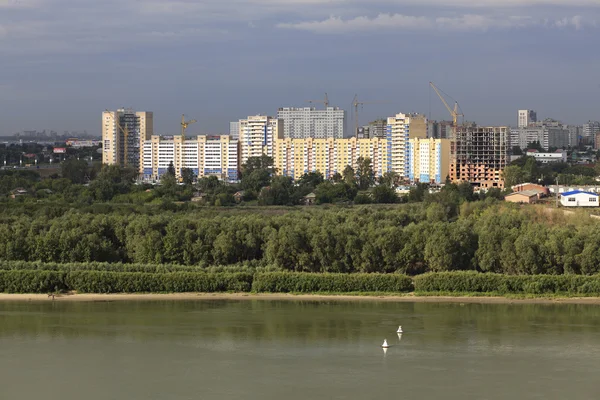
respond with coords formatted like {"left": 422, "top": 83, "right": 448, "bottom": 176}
{"left": 252, "top": 272, "right": 413, "bottom": 293}
{"left": 0, "top": 261, "right": 263, "bottom": 274}
{"left": 413, "top": 271, "right": 600, "bottom": 295}
{"left": 65, "top": 271, "right": 253, "bottom": 293}
{"left": 0, "top": 270, "right": 66, "bottom": 293}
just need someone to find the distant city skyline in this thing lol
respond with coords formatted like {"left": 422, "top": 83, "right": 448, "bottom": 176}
{"left": 1, "top": 1, "right": 599, "bottom": 135}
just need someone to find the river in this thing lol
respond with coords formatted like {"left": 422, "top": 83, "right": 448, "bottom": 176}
{"left": 0, "top": 299, "right": 598, "bottom": 400}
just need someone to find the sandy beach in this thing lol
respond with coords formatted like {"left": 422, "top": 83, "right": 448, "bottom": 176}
{"left": 1, "top": 292, "right": 600, "bottom": 304}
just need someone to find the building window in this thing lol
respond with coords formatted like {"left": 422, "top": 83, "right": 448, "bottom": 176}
{"left": 568, "top": 198, "right": 576, "bottom": 202}
{"left": 590, "top": 198, "right": 597, "bottom": 202}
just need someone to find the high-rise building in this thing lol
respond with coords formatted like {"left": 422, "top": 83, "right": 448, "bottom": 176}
{"left": 518, "top": 110, "right": 537, "bottom": 128}
{"left": 386, "top": 113, "right": 428, "bottom": 179}
{"left": 408, "top": 138, "right": 451, "bottom": 185}
{"left": 451, "top": 126, "right": 509, "bottom": 189}
{"left": 102, "top": 109, "right": 153, "bottom": 170}
{"left": 510, "top": 121, "right": 570, "bottom": 151}
{"left": 427, "top": 121, "right": 453, "bottom": 139}
{"left": 583, "top": 121, "right": 600, "bottom": 147}
{"left": 229, "top": 122, "right": 240, "bottom": 139}
{"left": 239, "top": 115, "right": 283, "bottom": 164}
{"left": 274, "top": 137, "right": 387, "bottom": 181}
{"left": 141, "top": 135, "right": 239, "bottom": 182}
{"left": 277, "top": 107, "right": 346, "bottom": 139}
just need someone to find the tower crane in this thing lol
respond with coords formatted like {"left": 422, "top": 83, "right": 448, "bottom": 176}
{"left": 429, "top": 82, "right": 463, "bottom": 128}
{"left": 105, "top": 109, "right": 130, "bottom": 167}
{"left": 181, "top": 114, "right": 197, "bottom": 140}
{"left": 351, "top": 95, "right": 390, "bottom": 136}
{"left": 306, "top": 93, "right": 329, "bottom": 108}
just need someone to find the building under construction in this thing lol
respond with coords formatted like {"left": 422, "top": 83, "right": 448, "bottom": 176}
{"left": 450, "top": 125, "right": 509, "bottom": 189}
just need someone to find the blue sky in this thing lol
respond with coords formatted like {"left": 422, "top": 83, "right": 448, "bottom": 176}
{"left": 1, "top": 0, "right": 599, "bottom": 136}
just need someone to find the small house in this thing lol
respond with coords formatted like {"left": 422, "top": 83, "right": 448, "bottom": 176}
{"left": 233, "top": 191, "right": 245, "bottom": 203}
{"left": 504, "top": 190, "right": 539, "bottom": 204}
{"left": 303, "top": 192, "right": 317, "bottom": 205}
{"left": 560, "top": 190, "right": 600, "bottom": 207}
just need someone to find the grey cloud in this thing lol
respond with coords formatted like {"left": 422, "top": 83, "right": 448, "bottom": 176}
{"left": 277, "top": 13, "right": 597, "bottom": 33}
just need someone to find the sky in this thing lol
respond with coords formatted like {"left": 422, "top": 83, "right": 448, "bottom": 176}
{"left": 1, "top": 0, "right": 599, "bottom": 136}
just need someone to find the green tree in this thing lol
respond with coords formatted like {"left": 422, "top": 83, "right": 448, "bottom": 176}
{"left": 181, "top": 168, "right": 195, "bottom": 185}
{"left": 501, "top": 165, "right": 526, "bottom": 188}
{"left": 342, "top": 165, "right": 356, "bottom": 187}
{"left": 356, "top": 157, "right": 375, "bottom": 190}
{"left": 298, "top": 172, "right": 324, "bottom": 188}
{"left": 331, "top": 172, "right": 343, "bottom": 183}
{"left": 61, "top": 158, "right": 89, "bottom": 184}
{"left": 372, "top": 185, "right": 398, "bottom": 203}
{"left": 166, "top": 161, "right": 176, "bottom": 177}
{"left": 258, "top": 176, "right": 293, "bottom": 206}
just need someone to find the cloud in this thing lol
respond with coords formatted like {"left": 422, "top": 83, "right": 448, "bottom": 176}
{"left": 277, "top": 13, "right": 596, "bottom": 33}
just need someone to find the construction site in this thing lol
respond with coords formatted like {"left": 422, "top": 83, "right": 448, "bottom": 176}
{"left": 429, "top": 82, "right": 509, "bottom": 189}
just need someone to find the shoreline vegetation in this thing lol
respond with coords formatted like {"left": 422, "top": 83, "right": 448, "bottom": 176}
{"left": 3, "top": 292, "right": 600, "bottom": 305}
{"left": 1, "top": 268, "right": 600, "bottom": 303}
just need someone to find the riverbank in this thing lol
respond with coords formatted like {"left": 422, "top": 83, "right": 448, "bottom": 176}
{"left": 3, "top": 292, "right": 600, "bottom": 304}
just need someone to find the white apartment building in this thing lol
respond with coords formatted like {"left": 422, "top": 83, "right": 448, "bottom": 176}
{"left": 229, "top": 121, "right": 240, "bottom": 139}
{"left": 518, "top": 110, "right": 537, "bottom": 128}
{"left": 386, "top": 113, "right": 428, "bottom": 178}
{"left": 277, "top": 107, "right": 346, "bottom": 139}
{"left": 583, "top": 121, "right": 600, "bottom": 147}
{"left": 142, "top": 135, "right": 239, "bottom": 182}
{"left": 510, "top": 125, "right": 570, "bottom": 150}
{"left": 407, "top": 138, "right": 451, "bottom": 184}
{"left": 238, "top": 115, "right": 283, "bottom": 165}
{"left": 102, "top": 109, "right": 153, "bottom": 170}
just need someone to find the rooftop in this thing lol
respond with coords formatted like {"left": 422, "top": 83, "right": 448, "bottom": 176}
{"left": 506, "top": 190, "right": 540, "bottom": 198}
{"left": 561, "top": 190, "right": 599, "bottom": 197}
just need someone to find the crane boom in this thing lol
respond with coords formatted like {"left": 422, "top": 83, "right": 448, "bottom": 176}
{"left": 181, "top": 114, "right": 197, "bottom": 140}
{"left": 306, "top": 93, "right": 329, "bottom": 108}
{"left": 429, "top": 82, "right": 463, "bottom": 127}
{"left": 351, "top": 95, "right": 390, "bottom": 136}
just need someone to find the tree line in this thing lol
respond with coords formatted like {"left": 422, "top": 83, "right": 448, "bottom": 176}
{"left": 1, "top": 201, "right": 599, "bottom": 275}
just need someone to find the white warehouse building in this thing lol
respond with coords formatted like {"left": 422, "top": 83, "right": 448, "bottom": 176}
{"left": 560, "top": 190, "right": 600, "bottom": 207}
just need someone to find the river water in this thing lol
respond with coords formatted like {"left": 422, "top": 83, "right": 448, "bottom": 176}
{"left": 0, "top": 300, "right": 598, "bottom": 400}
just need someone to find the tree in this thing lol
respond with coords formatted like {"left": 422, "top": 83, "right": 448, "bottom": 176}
{"left": 197, "top": 175, "right": 221, "bottom": 193}
{"left": 512, "top": 146, "right": 523, "bottom": 156}
{"left": 181, "top": 168, "right": 195, "bottom": 185}
{"left": 166, "top": 161, "right": 176, "bottom": 177}
{"left": 342, "top": 165, "right": 356, "bottom": 187}
{"left": 356, "top": 157, "right": 375, "bottom": 190}
{"left": 331, "top": 172, "right": 342, "bottom": 183}
{"left": 378, "top": 172, "right": 399, "bottom": 188}
{"left": 61, "top": 158, "right": 89, "bottom": 184}
{"left": 298, "top": 172, "right": 324, "bottom": 189}
{"left": 522, "top": 157, "right": 539, "bottom": 182}
{"left": 258, "top": 176, "right": 294, "bottom": 206}
{"left": 501, "top": 165, "right": 526, "bottom": 188}
{"left": 526, "top": 141, "right": 544, "bottom": 152}
{"left": 372, "top": 185, "right": 398, "bottom": 204}
{"left": 241, "top": 155, "right": 274, "bottom": 176}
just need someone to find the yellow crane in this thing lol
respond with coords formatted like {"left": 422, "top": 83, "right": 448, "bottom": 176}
{"left": 307, "top": 93, "right": 329, "bottom": 108}
{"left": 351, "top": 95, "right": 389, "bottom": 135}
{"left": 105, "top": 109, "right": 130, "bottom": 167}
{"left": 181, "top": 114, "right": 197, "bottom": 140}
{"left": 429, "top": 82, "right": 463, "bottom": 128}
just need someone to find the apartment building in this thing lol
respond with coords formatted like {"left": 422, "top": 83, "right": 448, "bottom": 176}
{"left": 274, "top": 137, "right": 387, "bottom": 181}
{"left": 277, "top": 107, "right": 346, "bottom": 139}
{"left": 451, "top": 126, "right": 509, "bottom": 189}
{"left": 238, "top": 115, "right": 283, "bottom": 165}
{"left": 386, "top": 113, "right": 428, "bottom": 179}
{"left": 518, "top": 110, "right": 537, "bottom": 128}
{"left": 141, "top": 135, "right": 239, "bottom": 182}
{"left": 102, "top": 109, "right": 153, "bottom": 169}
{"left": 407, "top": 138, "right": 451, "bottom": 185}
